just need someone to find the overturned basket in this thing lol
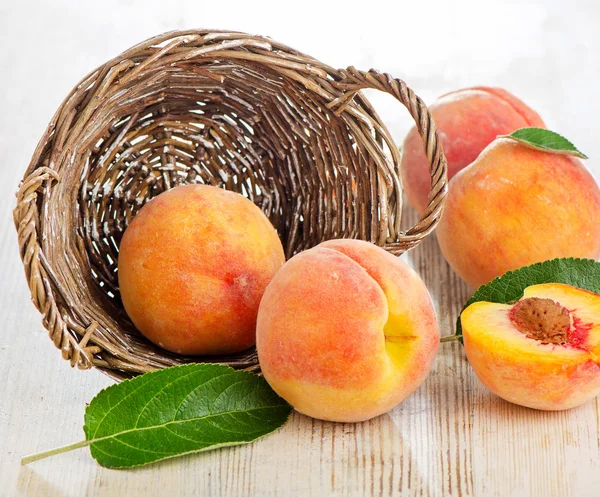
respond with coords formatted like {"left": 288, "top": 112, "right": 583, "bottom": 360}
{"left": 14, "top": 30, "right": 447, "bottom": 380}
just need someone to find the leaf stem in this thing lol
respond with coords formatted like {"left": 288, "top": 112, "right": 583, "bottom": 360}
{"left": 440, "top": 335, "right": 460, "bottom": 343}
{"left": 21, "top": 440, "right": 91, "bottom": 465}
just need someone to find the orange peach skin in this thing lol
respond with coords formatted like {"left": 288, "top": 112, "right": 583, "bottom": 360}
{"left": 401, "top": 87, "right": 544, "bottom": 213}
{"left": 462, "top": 284, "right": 600, "bottom": 410}
{"left": 118, "top": 184, "right": 285, "bottom": 355}
{"left": 437, "top": 138, "right": 600, "bottom": 288}
{"left": 256, "top": 239, "right": 439, "bottom": 422}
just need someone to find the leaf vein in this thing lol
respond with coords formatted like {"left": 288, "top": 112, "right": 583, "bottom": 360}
{"left": 133, "top": 368, "right": 202, "bottom": 428}
{"left": 171, "top": 372, "right": 239, "bottom": 422}
{"left": 88, "top": 404, "right": 288, "bottom": 446}
{"left": 111, "top": 435, "right": 173, "bottom": 455}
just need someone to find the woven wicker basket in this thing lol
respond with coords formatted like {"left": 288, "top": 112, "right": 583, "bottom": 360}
{"left": 14, "top": 30, "right": 447, "bottom": 380}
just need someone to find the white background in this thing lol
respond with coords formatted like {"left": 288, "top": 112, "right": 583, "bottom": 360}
{"left": 1, "top": 1, "right": 599, "bottom": 496}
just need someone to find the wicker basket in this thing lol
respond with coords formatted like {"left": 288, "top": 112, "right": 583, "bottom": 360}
{"left": 14, "top": 30, "right": 447, "bottom": 380}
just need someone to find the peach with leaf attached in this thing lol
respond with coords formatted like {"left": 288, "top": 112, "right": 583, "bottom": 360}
{"left": 401, "top": 87, "right": 544, "bottom": 213}
{"left": 436, "top": 136, "right": 600, "bottom": 288}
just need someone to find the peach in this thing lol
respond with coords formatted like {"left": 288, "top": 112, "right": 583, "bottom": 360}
{"left": 118, "top": 184, "right": 285, "bottom": 355}
{"left": 401, "top": 87, "right": 544, "bottom": 213}
{"left": 461, "top": 283, "right": 600, "bottom": 410}
{"left": 436, "top": 138, "right": 600, "bottom": 288}
{"left": 256, "top": 239, "right": 439, "bottom": 422}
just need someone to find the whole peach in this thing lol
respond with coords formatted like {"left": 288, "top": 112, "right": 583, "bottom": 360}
{"left": 437, "top": 138, "right": 600, "bottom": 288}
{"left": 118, "top": 184, "right": 285, "bottom": 355}
{"left": 401, "top": 87, "right": 544, "bottom": 213}
{"left": 256, "top": 239, "right": 439, "bottom": 422}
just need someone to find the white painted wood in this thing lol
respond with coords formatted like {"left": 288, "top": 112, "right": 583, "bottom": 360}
{"left": 1, "top": 1, "right": 599, "bottom": 496}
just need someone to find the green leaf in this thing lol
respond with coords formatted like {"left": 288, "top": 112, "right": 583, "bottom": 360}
{"left": 455, "top": 258, "right": 600, "bottom": 343}
{"left": 500, "top": 127, "right": 588, "bottom": 159}
{"left": 22, "top": 364, "right": 292, "bottom": 469}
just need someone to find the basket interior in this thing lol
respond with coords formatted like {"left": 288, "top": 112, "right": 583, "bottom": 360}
{"left": 22, "top": 35, "right": 409, "bottom": 377}
{"left": 83, "top": 59, "right": 386, "bottom": 318}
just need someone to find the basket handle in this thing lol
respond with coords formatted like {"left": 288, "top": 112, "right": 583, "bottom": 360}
{"left": 329, "top": 67, "right": 447, "bottom": 253}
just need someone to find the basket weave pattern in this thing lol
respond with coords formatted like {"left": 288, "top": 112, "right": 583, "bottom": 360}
{"left": 14, "top": 30, "right": 447, "bottom": 380}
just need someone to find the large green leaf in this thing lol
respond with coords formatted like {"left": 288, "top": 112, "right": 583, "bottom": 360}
{"left": 84, "top": 364, "right": 292, "bottom": 468}
{"left": 22, "top": 364, "right": 292, "bottom": 469}
{"left": 455, "top": 258, "right": 600, "bottom": 343}
{"left": 500, "top": 127, "right": 588, "bottom": 159}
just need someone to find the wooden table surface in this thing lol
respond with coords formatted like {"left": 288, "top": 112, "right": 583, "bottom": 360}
{"left": 1, "top": 1, "right": 599, "bottom": 496}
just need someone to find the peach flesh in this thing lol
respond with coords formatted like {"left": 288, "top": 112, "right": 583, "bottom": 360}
{"left": 462, "top": 283, "right": 600, "bottom": 410}
{"left": 256, "top": 239, "right": 440, "bottom": 422}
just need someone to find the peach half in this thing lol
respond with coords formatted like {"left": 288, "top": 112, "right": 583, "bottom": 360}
{"left": 256, "top": 239, "right": 440, "bottom": 422}
{"left": 462, "top": 283, "right": 600, "bottom": 410}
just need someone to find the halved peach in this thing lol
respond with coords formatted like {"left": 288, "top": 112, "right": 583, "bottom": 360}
{"left": 461, "top": 283, "right": 600, "bottom": 410}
